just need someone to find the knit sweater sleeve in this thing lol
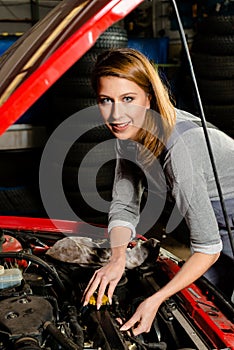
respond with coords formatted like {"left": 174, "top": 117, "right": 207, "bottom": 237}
{"left": 108, "top": 140, "right": 145, "bottom": 238}
{"left": 164, "top": 132, "right": 222, "bottom": 254}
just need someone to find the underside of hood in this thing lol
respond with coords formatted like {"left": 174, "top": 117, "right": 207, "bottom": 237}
{"left": 0, "top": 0, "right": 143, "bottom": 135}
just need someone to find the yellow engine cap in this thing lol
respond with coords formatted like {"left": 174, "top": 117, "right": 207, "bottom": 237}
{"left": 89, "top": 294, "right": 109, "bottom": 306}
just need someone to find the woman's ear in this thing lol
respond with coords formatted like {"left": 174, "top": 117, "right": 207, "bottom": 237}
{"left": 146, "top": 93, "right": 152, "bottom": 109}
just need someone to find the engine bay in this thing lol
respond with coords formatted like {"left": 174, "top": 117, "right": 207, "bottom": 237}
{"left": 0, "top": 226, "right": 234, "bottom": 350}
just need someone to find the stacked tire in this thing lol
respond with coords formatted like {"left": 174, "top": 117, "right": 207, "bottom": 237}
{"left": 52, "top": 25, "right": 128, "bottom": 123}
{"left": 191, "top": 15, "right": 234, "bottom": 137}
{"left": 51, "top": 25, "right": 128, "bottom": 225}
{"left": 0, "top": 126, "right": 47, "bottom": 218}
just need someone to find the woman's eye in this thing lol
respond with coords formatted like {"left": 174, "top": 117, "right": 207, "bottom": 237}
{"left": 99, "top": 98, "right": 112, "bottom": 104}
{"left": 123, "top": 96, "right": 133, "bottom": 103}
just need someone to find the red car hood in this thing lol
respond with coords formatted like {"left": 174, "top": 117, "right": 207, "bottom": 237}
{"left": 0, "top": 0, "right": 143, "bottom": 135}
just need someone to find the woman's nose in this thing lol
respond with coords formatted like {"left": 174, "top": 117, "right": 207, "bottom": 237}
{"left": 111, "top": 102, "right": 123, "bottom": 120}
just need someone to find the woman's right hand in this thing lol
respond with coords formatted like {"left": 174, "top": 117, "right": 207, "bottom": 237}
{"left": 82, "top": 255, "right": 126, "bottom": 309}
{"left": 83, "top": 226, "right": 131, "bottom": 309}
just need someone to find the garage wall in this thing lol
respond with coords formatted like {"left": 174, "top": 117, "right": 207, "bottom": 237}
{"left": 0, "top": 0, "right": 60, "bottom": 32}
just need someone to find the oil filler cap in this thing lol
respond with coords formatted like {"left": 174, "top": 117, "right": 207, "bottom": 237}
{"left": 89, "top": 294, "right": 109, "bottom": 306}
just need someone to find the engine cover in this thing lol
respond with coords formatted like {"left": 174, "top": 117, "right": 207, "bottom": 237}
{"left": 0, "top": 296, "right": 53, "bottom": 339}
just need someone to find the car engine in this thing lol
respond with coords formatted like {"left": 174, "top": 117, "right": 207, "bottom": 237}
{"left": 0, "top": 228, "right": 233, "bottom": 350}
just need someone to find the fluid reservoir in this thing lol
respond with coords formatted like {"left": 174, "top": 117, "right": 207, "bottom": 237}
{"left": 0, "top": 265, "right": 23, "bottom": 289}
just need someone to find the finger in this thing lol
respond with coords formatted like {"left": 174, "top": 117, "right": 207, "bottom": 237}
{"left": 131, "top": 323, "right": 150, "bottom": 336}
{"left": 107, "top": 280, "right": 118, "bottom": 305}
{"left": 96, "top": 276, "right": 110, "bottom": 309}
{"left": 83, "top": 276, "right": 102, "bottom": 306}
{"left": 120, "top": 314, "right": 140, "bottom": 332}
{"left": 83, "top": 270, "right": 98, "bottom": 295}
{"left": 121, "top": 318, "right": 150, "bottom": 336}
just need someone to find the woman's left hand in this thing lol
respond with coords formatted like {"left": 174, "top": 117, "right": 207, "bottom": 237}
{"left": 120, "top": 295, "right": 160, "bottom": 336}
{"left": 120, "top": 251, "right": 220, "bottom": 336}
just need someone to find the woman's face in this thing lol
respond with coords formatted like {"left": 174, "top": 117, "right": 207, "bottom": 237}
{"left": 97, "top": 76, "right": 151, "bottom": 140}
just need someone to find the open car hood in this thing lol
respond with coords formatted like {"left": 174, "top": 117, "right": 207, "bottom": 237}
{"left": 0, "top": 0, "right": 143, "bottom": 135}
{"left": 0, "top": 2, "right": 234, "bottom": 348}
{"left": 0, "top": 0, "right": 143, "bottom": 244}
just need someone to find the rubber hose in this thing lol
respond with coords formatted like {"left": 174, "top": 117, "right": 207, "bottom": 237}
{"left": 67, "top": 306, "right": 84, "bottom": 347}
{"left": 44, "top": 321, "right": 82, "bottom": 350}
{"left": 0, "top": 251, "right": 66, "bottom": 296}
{"left": 14, "top": 337, "right": 41, "bottom": 350}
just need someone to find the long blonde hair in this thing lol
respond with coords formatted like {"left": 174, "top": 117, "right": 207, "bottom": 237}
{"left": 92, "top": 48, "right": 176, "bottom": 166}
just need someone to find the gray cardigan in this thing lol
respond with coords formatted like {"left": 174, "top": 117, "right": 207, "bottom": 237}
{"left": 108, "top": 109, "right": 234, "bottom": 254}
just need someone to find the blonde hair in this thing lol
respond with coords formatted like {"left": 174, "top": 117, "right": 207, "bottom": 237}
{"left": 92, "top": 48, "right": 176, "bottom": 166}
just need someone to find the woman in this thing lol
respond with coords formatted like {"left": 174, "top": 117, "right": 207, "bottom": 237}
{"left": 83, "top": 48, "right": 234, "bottom": 335}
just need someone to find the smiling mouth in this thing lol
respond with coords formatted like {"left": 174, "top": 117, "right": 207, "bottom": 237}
{"left": 110, "top": 122, "right": 131, "bottom": 130}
